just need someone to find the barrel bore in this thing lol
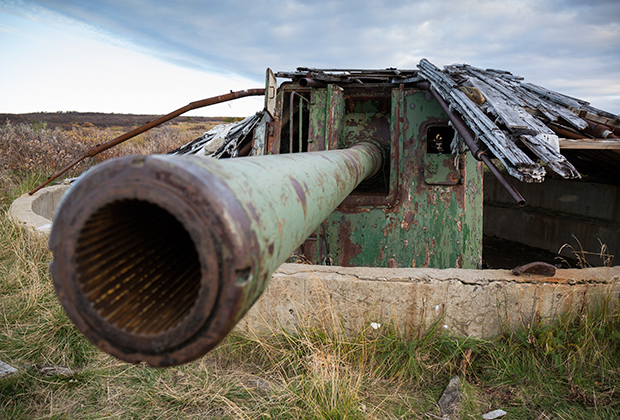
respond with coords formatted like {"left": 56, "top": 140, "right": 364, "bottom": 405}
{"left": 74, "top": 199, "right": 202, "bottom": 336}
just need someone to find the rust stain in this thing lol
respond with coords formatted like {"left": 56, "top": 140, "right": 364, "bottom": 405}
{"left": 337, "top": 218, "right": 362, "bottom": 266}
{"left": 289, "top": 177, "right": 307, "bottom": 218}
{"left": 378, "top": 246, "right": 385, "bottom": 262}
{"left": 387, "top": 258, "right": 397, "bottom": 268}
{"left": 440, "top": 190, "right": 452, "bottom": 208}
{"left": 382, "top": 216, "right": 397, "bottom": 237}
{"left": 277, "top": 217, "right": 285, "bottom": 239}
{"left": 247, "top": 203, "right": 260, "bottom": 222}
{"left": 336, "top": 205, "right": 372, "bottom": 214}
{"left": 454, "top": 156, "right": 467, "bottom": 210}
{"left": 400, "top": 210, "right": 417, "bottom": 231}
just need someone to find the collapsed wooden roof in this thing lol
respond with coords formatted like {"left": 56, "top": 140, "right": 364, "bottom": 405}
{"left": 416, "top": 59, "right": 620, "bottom": 184}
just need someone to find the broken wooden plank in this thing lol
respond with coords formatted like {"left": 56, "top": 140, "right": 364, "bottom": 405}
{"left": 465, "top": 77, "right": 532, "bottom": 131}
{"left": 576, "top": 110, "right": 620, "bottom": 129}
{"left": 559, "top": 138, "right": 620, "bottom": 150}
{"left": 436, "top": 62, "right": 573, "bottom": 180}
{"left": 520, "top": 134, "right": 581, "bottom": 179}
{"left": 451, "top": 65, "right": 528, "bottom": 107}
{"left": 521, "top": 82, "right": 588, "bottom": 109}
{"left": 462, "top": 73, "right": 559, "bottom": 141}
{"left": 521, "top": 83, "right": 589, "bottom": 130}
{"left": 418, "top": 59, "right": 544, "bottom": 182}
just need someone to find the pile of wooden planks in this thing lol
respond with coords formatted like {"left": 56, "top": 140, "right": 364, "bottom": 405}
{"left": 417, "top": 59, "right": 620, "bottom": 183}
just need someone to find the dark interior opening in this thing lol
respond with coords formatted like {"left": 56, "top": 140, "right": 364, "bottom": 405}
{"left": 280, "top": 91, "right": 310, "bottom": 154}
{"left": 426, "top": 125, "right": 455, "bottom": 154}
{"left": 344, "top": 94, "right": 392, "bottom": 196}
{"left": 74, "top": 200, "right": 201, "bottom": 336}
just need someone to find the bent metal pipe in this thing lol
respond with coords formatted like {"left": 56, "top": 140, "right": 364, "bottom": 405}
{"left": 29, "top": 89, "right": 265, "bottom": 195}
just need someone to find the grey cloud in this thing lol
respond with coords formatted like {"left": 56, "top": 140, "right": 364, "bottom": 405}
{"left": 9, "top": 0, "right": 620, "bottom": 112}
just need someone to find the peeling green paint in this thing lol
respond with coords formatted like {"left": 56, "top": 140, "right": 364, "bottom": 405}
{"left": 273, "top": 82, "right": 483, "bottom": 269}
{"left": 320, "top": 90, "right": 483, "bottom": 268}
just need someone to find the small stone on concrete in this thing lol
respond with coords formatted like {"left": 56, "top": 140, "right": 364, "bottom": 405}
{"left": 438, "top": 375, "right": 460, "bottom": 418}
{"left": 482, "top": 409, "right": 507, "bottom": 419}
{"left": 0, "top": 360, "right": 17, "bottom": 377}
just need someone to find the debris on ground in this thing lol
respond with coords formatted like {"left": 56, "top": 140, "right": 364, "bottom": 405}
{"left": 0, "top": 360, "right": 17, "bottom": 377}
{"left": 34, "top": 365, "right": 77, "bottom": 377}
{"left": 482, "top": 409, "right": 508, "bottom": 419}
{"left": 512, "top": 261, "right": 557, "bottom": 276}
{"left": 437, "top": 375, "right": 461, "bottom": 419}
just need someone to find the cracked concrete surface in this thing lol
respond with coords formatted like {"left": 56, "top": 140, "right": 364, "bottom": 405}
{"left": 239, "top": 263, "right": 620, "bottom": 338}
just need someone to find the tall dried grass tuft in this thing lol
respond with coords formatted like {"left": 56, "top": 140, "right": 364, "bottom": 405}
{"left": 557, "top": 234, "right": 614, "bottom": 268}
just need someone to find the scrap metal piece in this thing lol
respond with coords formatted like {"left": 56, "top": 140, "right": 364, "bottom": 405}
{"left": 512, "top": 261, "right": 557, "bottom": 276}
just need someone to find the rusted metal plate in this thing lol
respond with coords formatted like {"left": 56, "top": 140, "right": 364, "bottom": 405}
{"left": 264, "top": 68, "right": 277, "bottom": 119}
{"left": 308, "top": 84, "right": 344, "bottom": 151}
{"left": 320, "top": 89, "right": 483, "bottom": 269}
{"left": 423, "top": 154, "right": 461, "bottom": 185}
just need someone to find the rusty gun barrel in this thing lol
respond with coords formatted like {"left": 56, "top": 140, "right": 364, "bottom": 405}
{"left": 50, "top": 142, "right": 382, "bottom": 367}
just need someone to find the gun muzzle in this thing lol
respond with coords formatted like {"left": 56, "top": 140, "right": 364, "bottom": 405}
{"left": 50, "top": 142, "right": 382, "bottom": 366}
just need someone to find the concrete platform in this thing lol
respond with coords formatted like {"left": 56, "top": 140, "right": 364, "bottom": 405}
{"left": 10, "top": 184, "right": 620, "bottom": 339}
{"left": 240, "top": 263, "right": 620, "bottom": 338}
{"left": 9, "top": 184, "right": 70, "bottom": 236}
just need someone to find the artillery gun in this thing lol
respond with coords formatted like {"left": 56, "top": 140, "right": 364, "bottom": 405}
{"left": 45, "top": 67, "right": 525, "bottom": 366}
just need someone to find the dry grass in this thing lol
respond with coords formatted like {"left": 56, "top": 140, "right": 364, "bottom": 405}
{"left": 558, "top": 234, "right": 615, "bottom": 268}
{"left": 0, "top": 121, "right": 201, "bottom": 185}
{"left": 1, "top": 122, "right": 619, "bottom": 419}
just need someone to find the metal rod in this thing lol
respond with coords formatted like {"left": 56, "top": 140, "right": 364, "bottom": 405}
{"left": 289, "top": 92, "right": 294, "bottom": 153}
{"left": 585, "top": 120, "right": 619, "bottom": 139}
{"left": 414, "top": 81, "right": 526, "bottom": 206}
{"left": 28, "top": 88, "right": 265, "bottom": 195}
{"left": 298, "top": 78, "right": 326, "bottom": 88}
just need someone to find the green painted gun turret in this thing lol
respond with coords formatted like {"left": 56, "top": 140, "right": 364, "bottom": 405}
{"left": 49, "top": 66, "right": 492, "bottom": 367}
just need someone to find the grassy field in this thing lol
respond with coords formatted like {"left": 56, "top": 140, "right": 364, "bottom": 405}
{"left": 1, "top": 121, "right": 619, "bottom": 419}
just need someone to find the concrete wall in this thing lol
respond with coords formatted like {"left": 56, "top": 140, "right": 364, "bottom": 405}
{"left": 484, "top": 173, "right": 619, "bottom": 266}
{"left": 9, "top": 184, "right": 70, "bottom": 235}
{"left": 239, "top": 264, "right": 620, "bottom": 339}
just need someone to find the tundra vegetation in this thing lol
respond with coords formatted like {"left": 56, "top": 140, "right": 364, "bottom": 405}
{"left": 1, "top": 119, "right": 619, "bottom": 419}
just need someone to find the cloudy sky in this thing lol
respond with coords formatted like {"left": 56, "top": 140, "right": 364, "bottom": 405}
{"left": 1, "top": 0, "right": 619, "bottom": 117}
